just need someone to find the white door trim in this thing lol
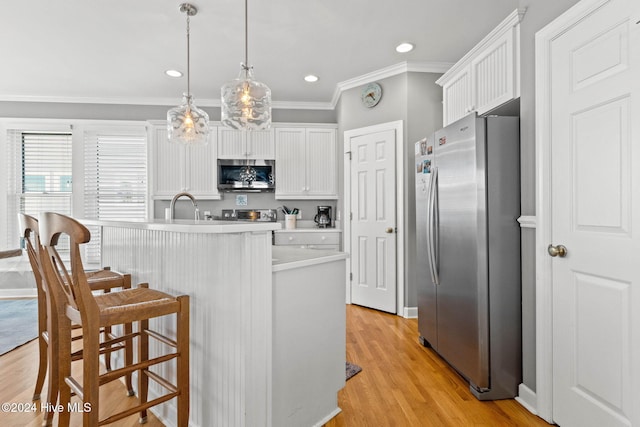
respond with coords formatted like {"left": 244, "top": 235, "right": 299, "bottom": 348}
{"left": 343, "top": 120, "right": 404, "bottom": 315}
{"left": 534, "top": 0, "right": 611, "bottom": 422}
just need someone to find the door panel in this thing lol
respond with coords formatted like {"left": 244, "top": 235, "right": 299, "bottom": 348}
{"left": 350, "top": 129, "right": 396, "bottom": 313}
{"left": 550, "top": 1, "right": 638, "bottom": 425}
{"left": 434, "top": 114, "right": 489, "bottom": 389}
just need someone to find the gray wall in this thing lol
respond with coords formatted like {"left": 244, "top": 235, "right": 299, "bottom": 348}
{"left": 517, "top": 0, "right": 581, "bottom": 391}
{"left": 336, "top": 72, "right": 443, "bottom": 309}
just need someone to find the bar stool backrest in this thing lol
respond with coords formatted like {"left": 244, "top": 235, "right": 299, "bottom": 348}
{"left": 39, "top": 212, "right": 98, "bottom": 323}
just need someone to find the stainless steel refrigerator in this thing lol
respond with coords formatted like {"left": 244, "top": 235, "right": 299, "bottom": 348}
{"left": 415, "top": 114, "right": 522, "bottom": 400}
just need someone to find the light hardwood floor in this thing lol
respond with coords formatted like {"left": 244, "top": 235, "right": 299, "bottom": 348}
{"left": 0, "top": 304, "right": 551, "bottom": 426}
{"left": 325, "top": 304, "right": 552, "bottom": 427}
{"left": 0, "top": 333, "right": 164, "bottom": 427}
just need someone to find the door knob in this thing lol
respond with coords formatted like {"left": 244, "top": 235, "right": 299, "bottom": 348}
{"left": 548, "top": 244, "right": 568, "bottom": 257}
{"left": 385, "top": 227, "right": 394, "bottom": 234}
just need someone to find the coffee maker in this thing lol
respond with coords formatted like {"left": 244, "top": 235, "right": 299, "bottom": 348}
{"left": 314, "top": 206, "right": 332, "bottom": 228}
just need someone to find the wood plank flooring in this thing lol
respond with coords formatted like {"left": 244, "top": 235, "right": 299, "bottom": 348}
{"left": 324, "top": 304, "right": 551, "bottom": 427}
{"left": 0, "top": 304, "right": 551, "bottom": 426}
{"left": 0, "top": 338, "right": 164, "bottom": 427}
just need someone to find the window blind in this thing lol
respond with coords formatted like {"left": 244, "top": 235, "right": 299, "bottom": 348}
{"left": 6, "top": 131, "right": 73, "bottom": 250}
{"left": 83, "top": 130, "right": 147, "bottom": 263}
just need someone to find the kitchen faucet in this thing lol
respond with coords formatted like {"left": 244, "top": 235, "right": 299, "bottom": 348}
{"left": 169, "top": 192, "right": 200, "bottom": 220}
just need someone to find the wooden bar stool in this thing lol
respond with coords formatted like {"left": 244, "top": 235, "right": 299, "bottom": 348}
{"left": 39, "top": 212, "right": 190, "bottom": 426}
{"left": 19, "top": 213, "right": 134, "bottom": 426}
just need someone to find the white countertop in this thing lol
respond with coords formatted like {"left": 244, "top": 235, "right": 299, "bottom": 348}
{"left": 272, "top": 245, "right": 347, "bottom": 272}
{"left": 80, "top": 218, "right": 282, "bottom": 233}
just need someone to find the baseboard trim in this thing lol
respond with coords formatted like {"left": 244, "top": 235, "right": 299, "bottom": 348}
{"left": 403, "top": 306, "right": 418, "bottom": 319}
{"left": 515, "top": 383, "right": 538, "bottom": 416}
{"left": 313, "top": 407, "right": 342, "bottom": 427}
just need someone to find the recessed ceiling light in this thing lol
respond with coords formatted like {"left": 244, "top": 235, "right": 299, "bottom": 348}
{"left": 395, "top": 42, "right": 414, "bottom": 53}
{"left": 304, "top": 74, "right": 319, "bottom": 83}
{"left": 165, "top": 69, "right": 183, "bottom": 78}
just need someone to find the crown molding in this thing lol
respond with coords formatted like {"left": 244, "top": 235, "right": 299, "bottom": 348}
{"left": 0, "top": 94, "right": 334, "bottom": 111}
{"left": 330, "top": 61, "right": 453, "bottom": 107}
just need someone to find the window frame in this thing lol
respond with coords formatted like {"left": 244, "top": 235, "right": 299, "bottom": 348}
{"left": 1, "top": 119, "right": 148, "bottom": 254}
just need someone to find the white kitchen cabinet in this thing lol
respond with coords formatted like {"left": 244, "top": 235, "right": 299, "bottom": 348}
{"left": 217, "top": 127, "right": 275, "bottom": 159}
{"left": 148, "top": 121, "right": 220, "bottom": 200}
{"left": 273, "top": 230, "right": 341, "bottom": 250}
{"left": 437, "top": 9, "right": 525, "bottom": 126}
{"left": 275, "top": 126, "right": 338, "bottom": 199}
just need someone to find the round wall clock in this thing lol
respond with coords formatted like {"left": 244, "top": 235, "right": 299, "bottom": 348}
{"left": 361, "top": 82, "right": 382, "bottom": 108}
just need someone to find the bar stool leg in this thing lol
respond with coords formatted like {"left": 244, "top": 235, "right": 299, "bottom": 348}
{"left": 32, "top": 292, "right": 47, "bottom": 401}
{"left": 138, "top": 317, "right": 149, "bottom": 424}
{"left": 57, "top": 316, "right": 72, "bottom": 427}
{"left": 82, "top": 327, "right": 101, "bottom": 426}
{"left": 124, "top": 320, "right": 135, "bottom": 396}
{"left": 42, "top": 298, "right": 58, "bottom": 427}
{"left": 176, "top": 296, "right": 190, "bottom": 427}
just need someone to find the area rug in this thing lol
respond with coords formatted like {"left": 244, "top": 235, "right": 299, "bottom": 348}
{"left": 0, "top": 298, "right": 38, "bottom": 355}
{"left": 346, "top": 362, "right": 362, "bottom": 380}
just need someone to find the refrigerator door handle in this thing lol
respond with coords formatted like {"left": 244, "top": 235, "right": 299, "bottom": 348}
{"left": 427, "top": 167, "right": 440, "bottom": 285}
{"left": 425, "top": 173, "right": 435, "bottom": 284}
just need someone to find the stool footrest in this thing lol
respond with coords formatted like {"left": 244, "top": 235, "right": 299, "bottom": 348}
{"left": 98, "top": 391, "right": 179, "bottom": 426}
{"left": 99, "top": 352, "right": 178, "bottom": 386}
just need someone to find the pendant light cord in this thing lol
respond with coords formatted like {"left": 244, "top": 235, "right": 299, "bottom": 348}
{"left": 186, "top": 13, "right": 191, "bottom": 95}
{"left": 243, "top": 0, "right": 249, "bottom": 71}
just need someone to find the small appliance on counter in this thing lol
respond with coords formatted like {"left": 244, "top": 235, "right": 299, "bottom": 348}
{"left": 220, "top": 209, "right": 277, "bottom": 222}
{"left": 314, "top": 206, "right": 332, "bottom": 228}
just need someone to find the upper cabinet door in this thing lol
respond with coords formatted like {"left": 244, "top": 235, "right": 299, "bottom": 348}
{"left": 150, "top": 125, "right": 185, "bottom": 197}
{"left": 471, "top": 29, "right": 516, "bottom": 115}
{"left": 437, "top": 9, "right": 524, "bottom": 126}
{"left": 185, "top": 130, "right": 218, "bottom": 197}
{"left": 148, "top": 121, "right": 220, "bottom": 202}
{"left": 275, "top": 126, "right": 338, "bottom": 200}
{"left": 217, "top": 127, "right": 245, "bottom": 159}
{"left": 442, "top": 67, "right": 473, "bottom": 126}
{"left": 305, "top": 128, "right": 337, "bottom": 197}
{"left": 247, "top": 129, "right": 275, "bottom": 159}
{"left": 275, "top": 128, "right": 306, "bottom": 197}
{"left": 217, "top": 127, "right": 275, "bottom": 159}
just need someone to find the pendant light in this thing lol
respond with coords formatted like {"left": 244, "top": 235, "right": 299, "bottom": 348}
{"left": 221, "top": 0, "right": 272, "bottom": 130}
{"left": 167, "top": 3, "right": 210, "bottom": 145}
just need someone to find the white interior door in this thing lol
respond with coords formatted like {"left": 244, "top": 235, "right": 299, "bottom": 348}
{"left": 348, "top": 129, "right": 397, "bottom": 313}
{"left": 549, "top": 1, "right": 639, "bottom": 425}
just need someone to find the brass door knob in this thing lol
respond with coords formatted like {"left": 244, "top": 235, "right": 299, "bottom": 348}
{"left": 548, "top": 244, "right": 568, "bottom": 257}
{"left": 385, "top": 227, "right": 394, "bottom": 234}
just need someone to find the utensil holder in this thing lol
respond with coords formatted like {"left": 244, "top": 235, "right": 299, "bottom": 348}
{"left": 285, "top": 214, "right": 297, "bottom": 230}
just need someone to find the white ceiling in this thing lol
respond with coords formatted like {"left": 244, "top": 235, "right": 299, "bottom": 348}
{"left": 0, "top": 0, "right": 518, "bottom": 109}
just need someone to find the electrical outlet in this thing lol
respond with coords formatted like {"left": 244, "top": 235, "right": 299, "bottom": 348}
{"left": 296, "top": 210, "right": 302, "bottom": 220}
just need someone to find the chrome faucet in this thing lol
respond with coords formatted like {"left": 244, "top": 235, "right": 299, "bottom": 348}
{"left": 169, "top": 192, "right": 200, "bottom": 220}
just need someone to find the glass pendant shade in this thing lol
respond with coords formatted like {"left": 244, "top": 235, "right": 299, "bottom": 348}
{"left": 221, "top": 66, "right": 272, "bottom": 130}
{"left": 167, "top": 93, "right": 210, "bottom": 145}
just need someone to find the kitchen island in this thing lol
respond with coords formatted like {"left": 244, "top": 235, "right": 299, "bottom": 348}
{"left": 83, "top": 219, "right": 346, "bottom": 427}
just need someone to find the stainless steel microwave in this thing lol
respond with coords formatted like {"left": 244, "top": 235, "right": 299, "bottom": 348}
{"left": 217, "top": 159, "right": 275, "bottom": 192}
